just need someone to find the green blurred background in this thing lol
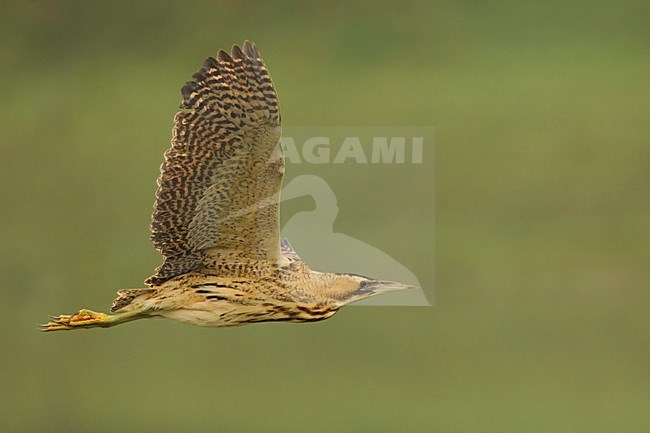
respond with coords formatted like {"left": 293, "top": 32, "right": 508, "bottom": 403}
{"left": 1, "top": 1, "right": 647, "bottom": 432}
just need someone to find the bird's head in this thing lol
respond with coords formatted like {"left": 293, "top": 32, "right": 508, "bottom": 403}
{"left": 324, "top": 272, "right": 414, "bottom": 306}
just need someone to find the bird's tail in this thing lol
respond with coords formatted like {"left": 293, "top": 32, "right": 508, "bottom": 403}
{"left": 110, "top": 289, "right": 157, "bottom": 312}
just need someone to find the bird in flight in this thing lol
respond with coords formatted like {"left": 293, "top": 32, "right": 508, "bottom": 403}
{"left": 41, "top": 41, "right": 412, "bottom": 331}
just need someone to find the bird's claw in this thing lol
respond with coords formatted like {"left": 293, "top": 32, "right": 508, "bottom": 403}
{"left": 39, "top": 309, "right": 109, "bottom": 332}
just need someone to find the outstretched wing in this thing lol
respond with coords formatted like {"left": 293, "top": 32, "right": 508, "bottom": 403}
{"left": 146, "top": 41, "right": 283, "bottom": 286}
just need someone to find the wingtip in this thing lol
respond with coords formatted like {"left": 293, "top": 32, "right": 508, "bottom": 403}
{"left": 192, "top": 70, "right": 207, "bottom": 81}
{"left": 217, "top": 49, "right": 232, "bottom": 62}
{"left": 242, "top": 40, "right": 255, "bottom": 58}
{"left": 231, "top": 44, "right": 244, "bottom": 59}
{"left": 217, "top": 42, "right": 261, "bottom": 62}
{"left": 203, "top": 56, "right": 219, "bottom": 69}
{"left": 181, "top": 81, "right": 195, "bottom": 100}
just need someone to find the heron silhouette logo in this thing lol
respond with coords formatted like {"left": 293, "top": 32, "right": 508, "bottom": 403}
{"left": 280, "top": 175, "right": 431, "bottom": 306}
{"left": 207, "top": 171, "right": 431, "bottom": 306}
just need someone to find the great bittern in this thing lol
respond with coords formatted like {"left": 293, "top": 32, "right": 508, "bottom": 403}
{"left": 41, "top": 41, "right": 412, "bottom": 331}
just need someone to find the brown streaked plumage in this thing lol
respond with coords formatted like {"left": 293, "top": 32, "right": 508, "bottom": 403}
{"left": 41, "top": 41, "right": 412, "bottom": 332}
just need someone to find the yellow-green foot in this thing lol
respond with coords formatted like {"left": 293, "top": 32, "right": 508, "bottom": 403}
{"left": 40, "top": 306, "right": 150, "bottom": 332}
{"left": 40, "top": 309, "right": 111, "bottom": 331}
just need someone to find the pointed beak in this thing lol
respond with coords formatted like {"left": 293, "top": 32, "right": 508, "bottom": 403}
{"left": 360, "top": 280, "right": 415, "bottom": 293}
